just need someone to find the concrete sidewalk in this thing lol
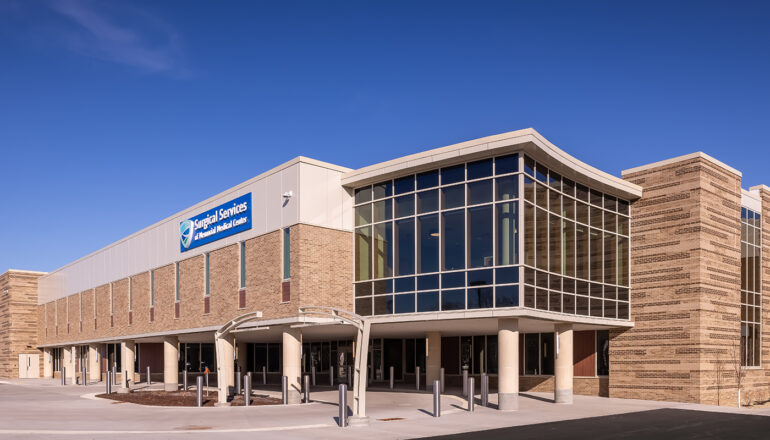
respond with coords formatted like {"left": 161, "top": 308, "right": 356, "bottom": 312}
{"left": 1, "top": 379, "right": 768, "bottom": 439}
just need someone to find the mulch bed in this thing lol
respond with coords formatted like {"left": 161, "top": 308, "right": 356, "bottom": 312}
{"left": 95, "top": 390, "right": 282, "bottom": 407}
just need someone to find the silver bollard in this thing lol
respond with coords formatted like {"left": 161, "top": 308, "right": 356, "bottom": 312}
{"left": 125, "top": 370, "right": 130, "bottom": 389}
{"left": 183, "top": 370, "right": 188, "bottom": 391}
{"left": 196, "top": 376, "right": 203, "bottom": 407}
{"left": 147, "top": 366, "right": 151, "bottom": 385}
{"left": 106, "top": 371, "right": 112, "bottom": 394}
{"left": 338, "top": 384, "right": 347, "bottom": 427}
{"left": 304, "top": 375, "right": 310, "bottom": 403}
{"left": 389, "top": 366, "right": 394, "bottom": 389}
{"left": 281, "top": 376, "right": 288, "bottom": 405}
{"left": 262, "top": 366, "right": 266, "bottom": 385}
{"left": 235, "top": 372, "right": 241, "bottom": 396}
{"left": 468, "top": 377, "right": 475, "bottom": 412}
{"left": 416, "top": 366, "right": 420, "bottom": 390}
{"left": 61, "top": 367, "right": 66, "bottom": 386}
{"left": 329, "top": 366, "right": 334, "bottom": 387}
{"left": 244, "top": 375, "right": 251, "bottom": 407}
{"left": 481, "top": 374, "right": 488, "bottom": 407}
{"left": 112, "top": 365, "right": 117, "bottom": 385}
{"left": 312, "top": 366, "right": 316, "bottom": 386}
{"left": 347, "top": 366, "right": 351, "bottom": 388}
{"left": 462, "top": 368, "right": 468, "bottom": 396}
{"left": 247, "top": 371, "right": 252, "bottom": 390}
{"left": 433, "top": 379, "right": 440, "bottom": 417}
{"left": 82, "top": 367, "right": 87, "bottom": 386}
{"left": 205, "top": 371, "right": 209, "bottom": 396}
{"left": 440, "top": 367, "right": 445, "bottom": 393}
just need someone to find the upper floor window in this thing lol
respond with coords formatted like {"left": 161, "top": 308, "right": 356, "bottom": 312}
{"left": 240, "top": 242, "right": 246, "bottom": 289}
{"left": 175, "top": 262, "right": 180, "bottom": 302}
{"left": 283, "top": 228, "right": 291, "bottom": 280}
{"left": 741, "top": 207, "right": 761, "bottom": 367}
{"left": 204, "top": 253, "right": 210, "bottom": 297}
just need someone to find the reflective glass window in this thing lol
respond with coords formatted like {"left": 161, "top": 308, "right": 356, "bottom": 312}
{"left": 467, "top": 159, "right": 493, "bottom": 180}
{"left": 417, "top": 170, "right": 439, "bottom": 190}
{"left": 442, "top": 209, "right": 465, "bottom": 270}
{"left": 468, "top": 205, "right": 493, "bottom": 268}
{"left": 417, "top": 214, "right": 439, "bottom": 273}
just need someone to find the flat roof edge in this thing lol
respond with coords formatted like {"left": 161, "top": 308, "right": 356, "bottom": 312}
{"left": 621, "top": 152, "right": 742, "bottom": 177}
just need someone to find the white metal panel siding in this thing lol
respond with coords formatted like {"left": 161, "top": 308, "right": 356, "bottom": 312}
{"left": 37, "top": 160, "right": 349, "bottom": 304}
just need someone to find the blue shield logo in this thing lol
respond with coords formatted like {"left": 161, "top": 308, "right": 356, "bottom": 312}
{"left": 180, "top": 220, "right": 194, "bottom": 249}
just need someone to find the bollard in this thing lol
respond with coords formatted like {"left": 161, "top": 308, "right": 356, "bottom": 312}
{"left": 329, "top": 366, "right": 334, "bottom": 387}
{"left": 347, "top": 366, "right": 352, "bottom": 388}
{"left": 235, "top": 372, "right": 241, "bottom": 396}
{"left": 82, "top": 367, "right": 87, "bottom": 386}
{"left": 61, "top": 367, "right": 66, "bottom": 385}
{"left": 304, "top": 375, "right": 310, "bottom": 403}
{"left": 462, "top": 368, "right": 468, "bottom": 396}
{"left": 183, "top": 370, "right": 188, "bottom": 391}
{"left": 440, "top": 368, "right": 445, "bottom": 393}
{"left": 338, "top": 384, "right": 347, "bottom": 427}
{"left": 312, "top": 366, "right": 316, "bottom": 386}
{"left": 416, "top": 366, "right": 420, "bottom": 390}
{"left": 125, "top": 370, "right": 129, "bottom": 389}
{"left": 147, "top": 366, "right": 151, "bottom": 385}
{"left": 112, "top": 365, "right": 117, "bottom": 385}
{"left": 106, "top": 371, "right": 112, "bottom": 394}
{"left": 244, "top": 375, "right": 251, "bottom": 407}
{"left": 247, "top": 371, "right": 252, "bottom": 390}
{"left": 389, "top": 366, "right": 394, "bottom": 389}
{"left": 262, "top": 366, "right": 266, "bottom": 385}
{"left": 481, "top": 374, "right": 488, "bottom": 407}
{"left": 196, "top": 376, "right": 203, "bottom": 407}
{"left": 281, "top": 376, "right": 288, "bottom": 405}
{"left": 468, "top": 377, "right": 475, "bottom": 412}
{"left": 433, "top": 380, "right": 440, "bottom": 417}
{"left": 205, "top": 371, "right": 209, "bottom": 397}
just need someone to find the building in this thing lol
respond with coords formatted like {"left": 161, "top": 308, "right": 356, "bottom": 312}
{"left": 1, "top": 128, "right": 766, "bottom": 409}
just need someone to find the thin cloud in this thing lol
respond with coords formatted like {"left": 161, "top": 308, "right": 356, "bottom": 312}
{"left": 49, "top": 0, "right": 185, "bottom": 74}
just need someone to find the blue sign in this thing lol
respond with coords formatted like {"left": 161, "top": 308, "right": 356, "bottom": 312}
{"left": 180, "top": 193, "right": 252, "bottom": 252}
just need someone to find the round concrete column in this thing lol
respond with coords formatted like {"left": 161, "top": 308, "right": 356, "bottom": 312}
{"left": 69, "top": 346, "right": 77, "bottom": 385}
{"left": 554, "top": 323, "right": 574, "bottom": 404}
{"left": 88, "top": 344, "right": 101, "bottom": 382}
{"left": 163, "top": 336, "right": 179, "bottom": 391}
{"left": 43, "top": 348, "right": 53, "bottom": 379}
{"left": 425, "top": 332, "right": 441, "bottom": 391}
{"left": 216, "top": 333, "right": 235, "bottom": 406}
{"left": 119, "top": 341, "right": 135, "bottom": 393}
{"left": 282, "top": 327, "right": 302, "bottom": 404}
{"left": 498, "top": 318, "right": 520, "bottom": 411}
{"left": 236, "top": 341, "right": 248, "bottom": 375}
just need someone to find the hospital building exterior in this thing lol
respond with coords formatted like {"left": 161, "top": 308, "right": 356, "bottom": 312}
{"left": 1, "top": 128, "right": 767, "bottom": 409}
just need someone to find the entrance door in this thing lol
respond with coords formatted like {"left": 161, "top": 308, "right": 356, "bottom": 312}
{"left": 18, "top": 354, "right": 40, "bottom": 378}
{"left": 383, "top": 339, "right": 403, "bottom": 381}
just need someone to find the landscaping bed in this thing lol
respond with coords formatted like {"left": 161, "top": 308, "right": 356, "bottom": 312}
{"left": 95, "top": 390, "right": 282, "bottom": 407}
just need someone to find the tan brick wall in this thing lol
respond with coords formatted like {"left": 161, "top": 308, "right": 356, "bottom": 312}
{"left": 0, "top": 271, "right": 44, "bottom": 379}
{"left": 616, "top": 156, "right": 748, "bottom": 405}
{"left": 37, "top": 225, "right": 354, "bottom": 347}
{"left": 519, "top": 376, "right": 607, "bottom": 397}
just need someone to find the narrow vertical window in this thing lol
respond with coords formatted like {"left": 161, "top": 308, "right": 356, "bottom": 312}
{"left": 110, "top": 283, "right": 114, "bottom": 315}
{"left": 239, "top": 242, "right": 246, "bottom": 289}
{"left": 175, "top": 262, "right": 180, "bottom": 302}
{"left": 128, "top": 278, "right": 133, "bottom": 311}
{"left": 150, "top": 270, "right": 155, "bottom": 307}
{"left": 283, "top": 228, "right": 291, "bottom": 280}
{"left": 204, "top": 253, "right": 210, "bottom": 297}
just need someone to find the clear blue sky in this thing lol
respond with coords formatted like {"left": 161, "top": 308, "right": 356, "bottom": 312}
{"left": 1, "top": 0, "right": 769, "bottom": 273}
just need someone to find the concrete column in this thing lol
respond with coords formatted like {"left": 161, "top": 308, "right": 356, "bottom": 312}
{"left": 236, "top": 341, "right": 248, "bottom": 374}
{"left": 163, "top": 336, "right": 179, "bottom": 391}
{"left": 216, "top": 333, "right": 235, "bottom": 406}
{"left": 69, "top": 345, "right": 77, "bottom": 385}
{"left": 498, "top": 318, "right": 520, "bottom": 410}
{"left": 43, "top": 348, "right": 53, "bottom": 378}
{"left": 554, "top": 323, "right": 574, "bottom": 404}
{"left": 282, "top": 327, "right": 302, "bottom": 404}
{"left": 119, "top": 341, "right": 135, "bottom": 393}
{"left": 88, "top": 344, "right": 100, "bottom": 382}
{"left": 425, "top": 332, "right": 441, "bottom": 391}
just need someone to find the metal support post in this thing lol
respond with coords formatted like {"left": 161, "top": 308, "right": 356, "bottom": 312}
{"left": 433, "top": 380, "right": 440, "bottom": 417}
{"left": 82, "top": 366, "right": 87, "bottom": 386}
{"left": 281, "top": 376, "right": 288, "bottom": 405}
{"left": 106, "top": 371, "right": 111, "bottom": 394}
{"left": 468, "top": 377, "right": 475, "bottom": 412}
{"left": 304, "top": 375, "right": 310, "bottom": 403}
{"left": 262, "top": 366, "right": 266, "bottom": 385}
{"left": 347, "top": 366, "right": 351, "bottom": 388}
{"left": 416, "top": 366, "right": 420, "bottom": 390}
{"left": 196, "top": 376, "right": 203, "bottom": 407}
{"left": 205, "top": 370, "right": 209, "bottom": 396}
{"left": 244, "top": 375, "right": 251, "bottom": 407}
{"left": 481, "top": 374, "right": 489, "bottom": 407}
{"left": 462, "top": 368, "right": 468, "bottom": 396}
{"left": 235, "top": 372, "right": 241, "bottom": 395}
{"left": 311, "top": 366, "right": 316, "bottom": 386}
{"left": 389, "top": 366, "right": 394, "bottom": 389}
{"left": 440, "top": 368, "right": 445, "bottom": 393}
{"left": 329, "top": 366, "right": 334, "bottom": 387}
{"left": 147, "top": 366, "right": 151, "bottom": 385}
{"left": 183, "top": 370, "right": 188, "bottom": 391}
{"left": 61, "top": 367, "right": 66, "bottom": 385}
{"left": 338, "top": 384, "right": 347, "bottom": 427}
{"left": 112, "top": 365, "right": 116, "bottom": 385}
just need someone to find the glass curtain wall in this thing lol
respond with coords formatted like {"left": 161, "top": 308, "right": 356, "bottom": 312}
{"left": 354, "top": 154, "right": 520, "bottom": 316}
{"left": 740, "top": 207, "right": 761, "bottom": 367}
{"left": 521, "top": 156, "right": 630, "bottom": 320}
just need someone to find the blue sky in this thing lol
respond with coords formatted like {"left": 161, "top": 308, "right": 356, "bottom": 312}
{"left": 1, "top": 0, "right": 769, "bottom": 273}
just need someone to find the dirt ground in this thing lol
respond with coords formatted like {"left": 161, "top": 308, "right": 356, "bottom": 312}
{"left": 96, "top": 390, "right": 282, "bottom": 407}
